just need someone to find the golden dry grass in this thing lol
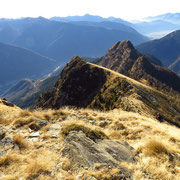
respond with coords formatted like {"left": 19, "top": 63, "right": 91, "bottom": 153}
{"left": 143, "top": 140, "right": 169, "bottom": 156}
{"left": 0, "top": 102, "right": 180, "bottom": 179}
{"left": 13, "top": 134, "right": 31, "bottom": 150}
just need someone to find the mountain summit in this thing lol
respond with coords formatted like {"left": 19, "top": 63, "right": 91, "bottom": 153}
{"left": 98, "top": 40, "right": 140, "bottom": 75}
{"left": 98, "top": 40, "right": 180, "bottom": 94}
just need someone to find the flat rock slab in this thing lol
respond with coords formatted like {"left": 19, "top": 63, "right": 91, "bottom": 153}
{"left": 61, "top": 131, "right": 135, "bottom": 177}
{"left": 46, "top": 122, "right": 61, "bottom": 138}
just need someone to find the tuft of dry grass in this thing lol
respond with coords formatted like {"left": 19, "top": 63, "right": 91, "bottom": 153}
{"left": 25, "top": 151, "right": 56, "bottom": 179}
{"left": 61, "top": 158, "right": 71, "bottom": 171}
{"left": 110, "top": 121, "right": 126, "bottom": 130}
{"left": 143, "top": 140, "right": 169, "bottom": 156}
{"left": 0, "top": 151, "right": 20, "bottom": 167}
{"left": 13, "top": 134, "right": 31, "bottom": 150}
{"left": 13, "top": 117, "right": 34, "bottom": 128}
{"left": 61, "top": 122, "right": 108, "bottom": 141}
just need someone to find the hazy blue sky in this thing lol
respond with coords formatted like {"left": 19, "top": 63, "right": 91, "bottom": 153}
{"left": 0, "top": 0, "right": 180, "bottom": 20}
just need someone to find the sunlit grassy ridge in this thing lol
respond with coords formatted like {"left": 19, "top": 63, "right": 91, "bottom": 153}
{"left": 0, "top": 101, "right": 180, "bottom": 179}
{"left": 35, "top": 57, "right": 180, "bottom": 127}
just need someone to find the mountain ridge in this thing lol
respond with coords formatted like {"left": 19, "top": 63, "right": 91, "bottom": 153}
{"left": 98, "top": 40, "right": 180, "bottom": 94}
{"left": 35, "top": 56, "right": 180, "bottom": 127}
{"left": 137, "top": 30, "right": 180, "bottom": 67}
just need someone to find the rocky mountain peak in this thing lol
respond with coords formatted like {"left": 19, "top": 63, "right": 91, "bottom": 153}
{"left": 98, "top": 41, "right": 180, "bottom": 93}
{"left": 107, "top": 40, "right": 138, "bottom": 57}
{"left": 98, "top": 40, "right": 140, "bottom": 75}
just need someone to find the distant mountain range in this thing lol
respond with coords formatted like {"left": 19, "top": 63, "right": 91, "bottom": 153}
{"left": 1, "top": 14, "right": 180, "bottom": 99}
{"left": 0, "top": 16, "right": 149, "bottom": 95}
{"left": 0, "top": 17, "right": 148, "bottom": 65}
{"left": 145, "top": 13, "right": 180, "bottom": 24}
{"left": 50, "top": 14, "right": 132, "bottom": 26}
{"left": 51, "top": 14, "right": 180, "bottom": 39}
{"left": 0, "top": 42, "right": 56, "bottom": 95}
{"left": 137, "top": 30, "right": 180, "bottom": 75}
{"left": 132, "top": 20, "right": 180, "bottom": 39}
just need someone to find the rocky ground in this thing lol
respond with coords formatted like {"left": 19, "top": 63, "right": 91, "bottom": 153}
{"left": 0, "top": 99, "right": 180, "bottom": 179}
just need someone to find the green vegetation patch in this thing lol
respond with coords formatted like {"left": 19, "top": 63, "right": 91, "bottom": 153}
{"left": 61, "top": 123, "right": 108, "bottom": 141}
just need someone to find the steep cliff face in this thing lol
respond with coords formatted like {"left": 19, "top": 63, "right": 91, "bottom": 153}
{"left": 98, "top": 40, "right": 180, "bottom": 93}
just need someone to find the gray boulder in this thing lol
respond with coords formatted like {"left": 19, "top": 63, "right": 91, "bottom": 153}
{"left": 61, "top": 131, "right": 135, "bottom": 178}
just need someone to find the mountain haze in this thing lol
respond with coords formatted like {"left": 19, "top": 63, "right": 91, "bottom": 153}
{"left": 50, "top": 14, "right": 132, "bottom": 26}
{"left": 0, "top": 17, "right": 148, "bottom": 65}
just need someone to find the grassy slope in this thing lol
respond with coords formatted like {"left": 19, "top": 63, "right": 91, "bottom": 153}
{"left": 0, "top": 102, "right": 180, "bottom": 179}
{"left": 88, "top": 62, "right": 180, "bottom": 127}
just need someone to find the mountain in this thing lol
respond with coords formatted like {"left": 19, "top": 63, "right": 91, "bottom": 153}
{"left": 134, "top": 13, "right": 180, "bottom": 39}
{"left": 13, "top": 18, "right": 147, "bottom": 62}
{"left": 168, "top": 58, "right": 180, "bottom": 76}
{"left": 0, "top": 42, "right": 56, "bottom": 95}
{"left": 35, "top": 56, "right": 180, "bottom": 127}
{"left": 50, "top": 14, "right": 132, "bottom": 26}
{"left": 0, "top": 17, "right": 148, "bottom": 65}
{"left": 145, "top": 13, "right": 180, "bottom": 24}
{"left": 132, "top": 20, "right": 180, "bottom": 39}
{"left": 97, "top": 40, "right": 180, "bottom": 94}
{"left": 137, "top": 30, "right": 180, "bottom": 74}
{"left": 3, "top": 76, "right": 59, "bottom": 109}
{"left": 69, "top": 21, "right": 139, "bottom": 35}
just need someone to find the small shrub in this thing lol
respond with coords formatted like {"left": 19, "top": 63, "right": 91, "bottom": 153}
{"left": 13, "top": 134, "right": 30, "bottom": 150}
{"left": 61, "top": 123, "right": 108, "bottom": 141}
{"left": 144, "top": 140, "right": 168, "bottom": 156}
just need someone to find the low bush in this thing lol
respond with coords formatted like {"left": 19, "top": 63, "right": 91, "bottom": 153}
{"left": 61, "top": 123, "right": 108, "bottom": 141}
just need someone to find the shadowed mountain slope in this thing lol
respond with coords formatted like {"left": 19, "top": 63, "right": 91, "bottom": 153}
{"left": 3, "top": 76, "right": 59, "bottom": 109}
{"left": 0, "top": 42, "right": 56, "bottom": 95}
{"left": 137, "top": 30, "right": 180, "bottom": 75}
{"left": 169, "top": 58, "right": 180, "bottom": 76}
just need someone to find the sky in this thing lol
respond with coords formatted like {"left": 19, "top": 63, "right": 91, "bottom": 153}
{"left": 0, "top": 0, "right": 180, "bottom": 21}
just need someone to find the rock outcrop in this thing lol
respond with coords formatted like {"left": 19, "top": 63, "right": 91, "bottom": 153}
{"left": 61, "top": 131, "right": 133, "bottom": 178}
